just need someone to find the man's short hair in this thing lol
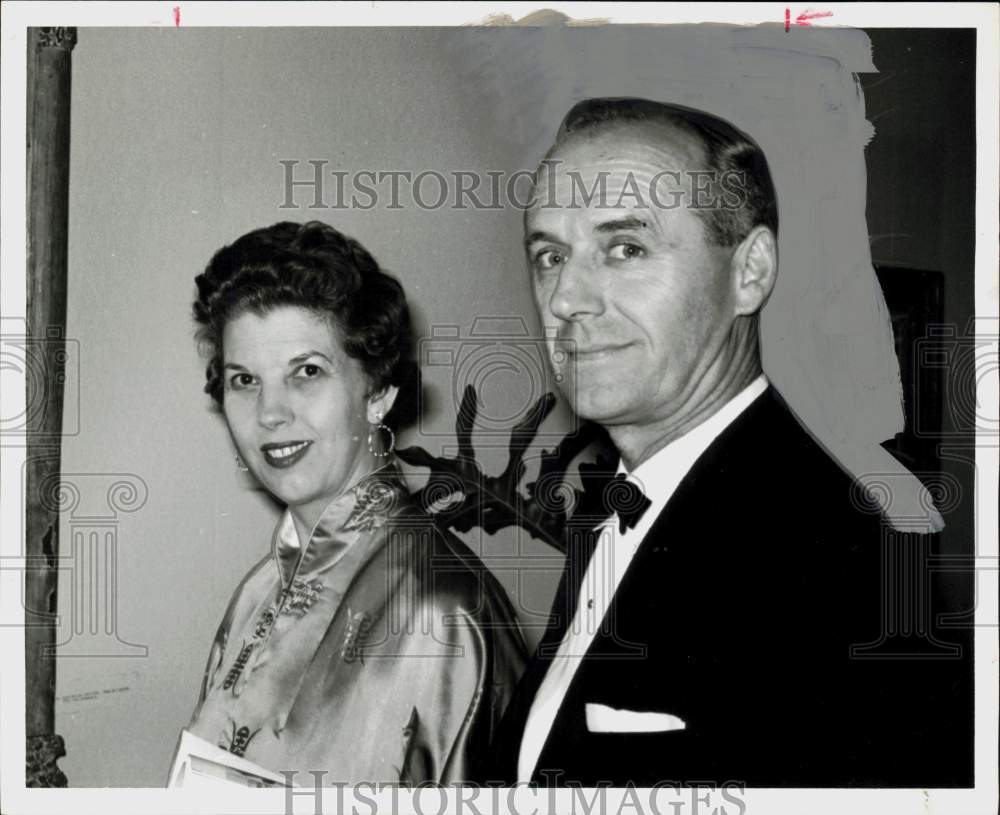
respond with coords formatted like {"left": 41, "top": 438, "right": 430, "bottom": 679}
{"left": 557, "top": 97, "right": 778, "bottom": 247}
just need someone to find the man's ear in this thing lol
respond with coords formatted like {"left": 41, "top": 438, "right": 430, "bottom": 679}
{"left": 367, "top": 385, "right": 399, "bottom": 424}
{"left": 730, "top": 225, "right": 778, "bottom": 317}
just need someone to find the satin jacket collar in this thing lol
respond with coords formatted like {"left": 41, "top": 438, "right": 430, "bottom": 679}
{"left": 270, "top": 460, "right": 409, "bottom": 590}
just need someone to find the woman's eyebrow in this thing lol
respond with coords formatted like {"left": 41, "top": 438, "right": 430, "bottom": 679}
{"left": 288, "top": 351, "right": 334, "bottom": 366}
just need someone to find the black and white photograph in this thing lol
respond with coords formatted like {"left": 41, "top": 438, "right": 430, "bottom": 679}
{"left": 1, "top": 3, "right": 997, "bottom": 814}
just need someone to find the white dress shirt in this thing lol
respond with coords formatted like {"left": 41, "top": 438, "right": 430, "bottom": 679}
{"left": 517, "top": 375, "right": 770, "bottom": 781}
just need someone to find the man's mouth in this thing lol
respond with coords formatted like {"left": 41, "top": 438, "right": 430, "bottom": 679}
{"left": 563, "top": 343, "right": 633, "bottom": 361}
{"left": 260, "top": 440, "right": 313, "bottom": 469}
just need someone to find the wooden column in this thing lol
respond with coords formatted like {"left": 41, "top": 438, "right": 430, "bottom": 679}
{"left": 25, "top": 25, "right": 76, "bottom": 788}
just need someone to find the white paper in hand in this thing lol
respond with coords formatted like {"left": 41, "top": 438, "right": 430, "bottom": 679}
{"left": 167, "top": 729, "right": 289, "bottom": 789}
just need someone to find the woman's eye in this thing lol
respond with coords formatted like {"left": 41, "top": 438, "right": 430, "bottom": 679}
{"left": 608, "top": 242, "right": 645, "bottom": 261}
{"left": 229, "top": 373, "right": 256, "bottom": 389}
{"left": 294, "top": 364, "right": 323, "bottom": 379}
{"left": 534, "top": 249, "right": 565, "bottom": 271}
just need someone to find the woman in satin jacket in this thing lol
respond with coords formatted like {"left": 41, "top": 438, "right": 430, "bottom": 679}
{"left": 179, "top": 220, "right": 525, "bottom": 784}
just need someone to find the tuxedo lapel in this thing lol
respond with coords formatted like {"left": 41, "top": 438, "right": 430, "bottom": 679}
{"left": 529, "top": 390, "right": 786, "bottom": 780}
{"left": 498, "top": 388, "right": 969, "bottom": 787}
{"left": 488, "top": 518, "right": 605, "bottom": 782}
{"left": 578, "top": 388, "right": 780, "bottom": 648}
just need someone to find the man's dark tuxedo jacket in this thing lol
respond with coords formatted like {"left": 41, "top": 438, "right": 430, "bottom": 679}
{"left": 492, "top": 388, "right": 971, "bottom": 787}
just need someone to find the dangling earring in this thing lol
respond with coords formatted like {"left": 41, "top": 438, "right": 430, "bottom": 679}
{"left": 367, "top": 411, "right": 395, "bottom": 458}
{"left": 234, "top": 452, "right": 249, "bottom": 472}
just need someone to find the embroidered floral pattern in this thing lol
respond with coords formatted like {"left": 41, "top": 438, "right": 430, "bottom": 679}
{"left": 280, "top": 578, "right": 324, "bottom": 615}
{"left": 344, "top": 478, "right": 397, "bottom": 533}
{"left": 222, "top": 594, "right": 285, "bottom": 692}
{"left": 253, "top": 607, "right": 276, "bottom": 639}
{"left": 222, "top": 640, "right": 255, "bottom": 691}
{"left": 216, "top": 468, "right": 400, "bottom": 697}
{"left": 341, "top": 608, "right": 374, "bottom": 664}
{"left": 220, "top": 721, "right": 261, "bottom": 757}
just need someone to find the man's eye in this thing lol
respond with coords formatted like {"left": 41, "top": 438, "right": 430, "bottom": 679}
{"left": 608, "top": 243, "right": 645, "bottom": 261}
{"left": 534, "top": 249, "right": 565, "bottom": 271}
{"left": 229, "top": 373, "right": 256, "bottom": 389}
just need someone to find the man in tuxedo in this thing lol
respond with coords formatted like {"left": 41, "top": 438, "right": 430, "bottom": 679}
{"left": 492, "top": 97, "right": 967, "bottom": 787}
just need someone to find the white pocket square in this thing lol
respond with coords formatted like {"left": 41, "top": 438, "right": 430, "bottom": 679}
{"left": 585, "top": 703, "right": 687, "bottom": 733}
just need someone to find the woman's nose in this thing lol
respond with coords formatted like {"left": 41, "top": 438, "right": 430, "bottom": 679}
{"left": 257, "top": 385, "right": 293, "bottom": 429}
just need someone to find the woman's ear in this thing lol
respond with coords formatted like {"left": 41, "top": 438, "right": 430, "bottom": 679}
{"left": 367, "top": 385, "right": 400, "bottom": 424}
{"left": 730, "top": 225, "right": 778, "bottom": 317}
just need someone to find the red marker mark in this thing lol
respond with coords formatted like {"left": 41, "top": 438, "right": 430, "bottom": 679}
{"left": 173, "top": 6, "right": 181, "bottom": 26}
{"left": 785, "top": 8, "right": 791, "bottom": 32}
{"left": 794, "top": 9, "right": 833, "bottom": 27}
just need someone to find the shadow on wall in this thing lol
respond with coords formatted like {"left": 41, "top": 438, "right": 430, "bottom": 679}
{"left": 446, "top": 22, "right": 940, "bottom": 532}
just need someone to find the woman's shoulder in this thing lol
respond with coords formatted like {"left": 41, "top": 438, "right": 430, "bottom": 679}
{"left": 215, "top": 552, "right": 274, "bottom": 623}
{"left": 234, "top": 551, "right": 274, "bottom": 594}
{"left": 384, "top": 503, "right": 515, "bottom": 617}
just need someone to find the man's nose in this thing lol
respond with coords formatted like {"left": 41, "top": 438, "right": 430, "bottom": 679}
{"left": 548, "top": 255, "right": 603, "bottom": 322}
{"left": 257, "top": 384, "right": 293, "bottom": 429}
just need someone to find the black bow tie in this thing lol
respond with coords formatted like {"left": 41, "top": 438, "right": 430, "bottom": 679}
{"left": 535, "top": 470, "right": 652, "bottom": 655}
{"left": 602, "top": 473, "right": 652, "bottom": 534}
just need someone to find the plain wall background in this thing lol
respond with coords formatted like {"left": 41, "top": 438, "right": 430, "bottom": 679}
{"left": 58, "top": 27, "right": 570, "bottom": 787}
{"left": 55, "top": 26, "right": 975, "bottom": 786}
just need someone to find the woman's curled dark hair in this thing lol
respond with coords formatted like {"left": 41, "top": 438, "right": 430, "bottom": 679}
{"left": 193, "top": 221, "right": 419, "bottom": 428}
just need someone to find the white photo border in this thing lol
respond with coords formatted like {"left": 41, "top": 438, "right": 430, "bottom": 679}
{"left": 1, "top": 3, "right": 996, "bottom": 814}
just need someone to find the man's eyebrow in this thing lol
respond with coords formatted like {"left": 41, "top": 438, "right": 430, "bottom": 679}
{"left": 594, "top": 216, "right": 648, "bottom": 234}
{"left": 523, "top": 218, "right": 648, "bottom": 247}
{"left": 523, "top": 230, "right": 563, "bottom": 247}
